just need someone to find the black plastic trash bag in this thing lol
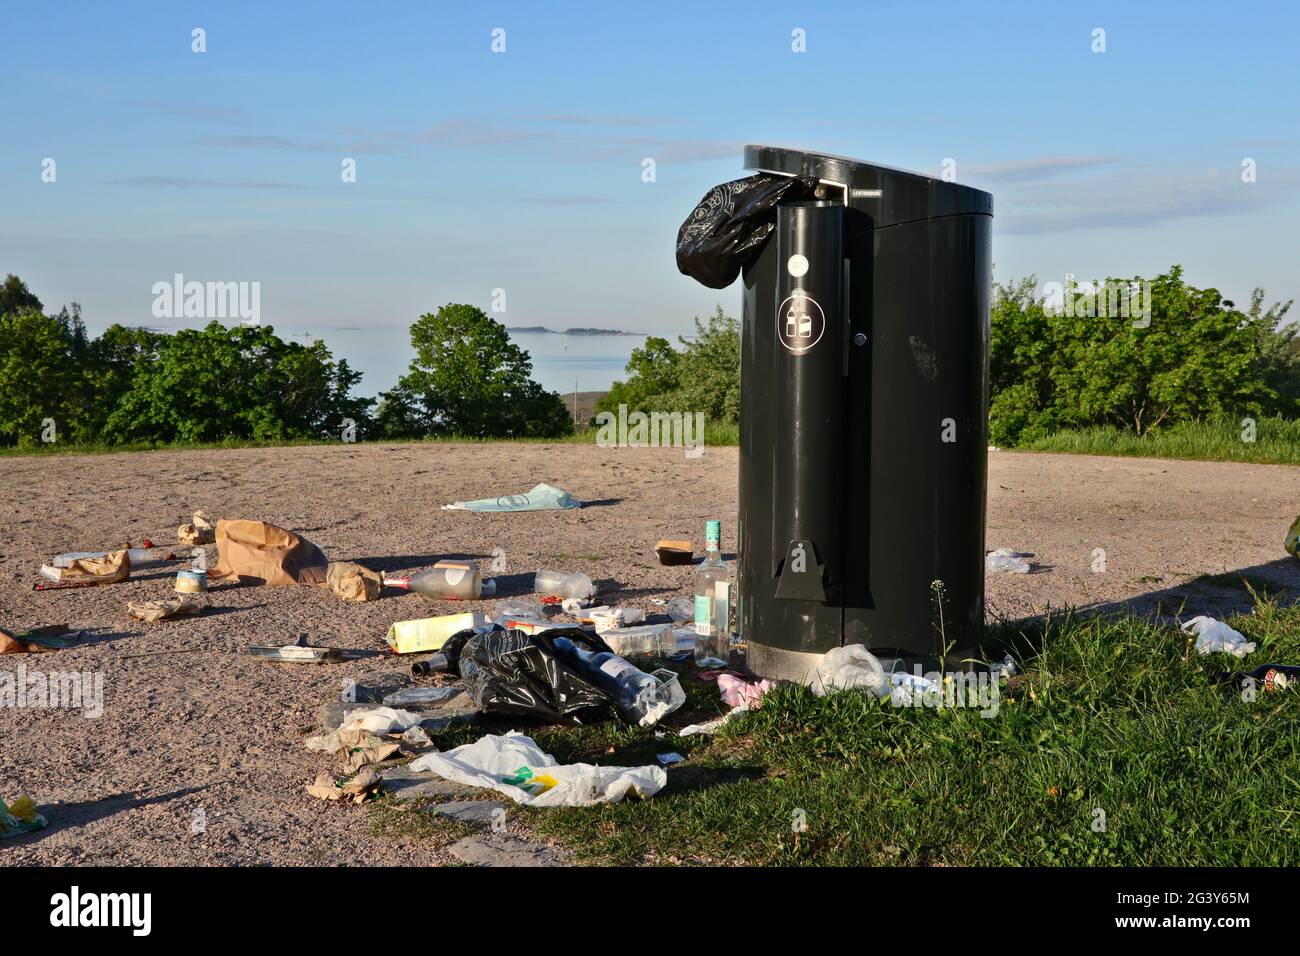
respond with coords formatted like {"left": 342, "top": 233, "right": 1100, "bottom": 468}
{"left": 442, "top": 626, "right": 621, "bottom": 725}
{"left": 675, "top": 173, "right": 819, "bottom": 289}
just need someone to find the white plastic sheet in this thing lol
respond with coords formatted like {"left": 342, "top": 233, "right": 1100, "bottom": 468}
{"left": 441, "top": 482, "right": 581, "bottom": 512}
{"left": 408, "top": 731, "right": 666, "bottom": 807}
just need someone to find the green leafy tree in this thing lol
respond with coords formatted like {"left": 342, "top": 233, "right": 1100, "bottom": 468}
{"left": 103, "top": 322, "right": 369, "bottom": 445}
{"left": 0, "top": 274, "right": 43, "bottom": 317}
{"left": 0, "top": 306, "right": 78, "bottom": 447}
{"left": 675, "top": 306, "right": 740, "bottom": 424}
{"left": 594, "top": 335, "right": 681, "bottom": 418}
{"left": 379, "top": 304, "right": 572, "bottom": 438}
{"left": 594, "top": 306, "right": 740, "bottom": 426}
{"left": 990, "top": 266, "right": 1291, "bottom": 443}
{"left": 1248, "top": 288, "right": 1299, "bottom": 417}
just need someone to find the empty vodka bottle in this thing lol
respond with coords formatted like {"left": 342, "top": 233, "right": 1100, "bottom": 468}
{"left": 693, "top": 520, "right": 730, "bottom": 663}
{"left": 551, "top": 637, "right": 663, "bottom": 724}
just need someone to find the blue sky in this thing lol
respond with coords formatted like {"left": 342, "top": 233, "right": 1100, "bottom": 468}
{"left": 3, "top": 0, "right": 1298, "bottom": 360}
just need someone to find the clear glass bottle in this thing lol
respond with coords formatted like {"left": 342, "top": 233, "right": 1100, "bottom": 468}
{"left": 694, "top": 519, "right": 731, "bottom": 663}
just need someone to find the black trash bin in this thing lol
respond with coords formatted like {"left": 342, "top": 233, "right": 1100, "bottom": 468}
{"left": 677, "top": 146, "right": 993, "bottom": 681}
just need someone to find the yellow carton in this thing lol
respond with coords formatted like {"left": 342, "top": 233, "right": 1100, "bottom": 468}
{"left": 385, "top": 612, "right": 486, "bottom": 654}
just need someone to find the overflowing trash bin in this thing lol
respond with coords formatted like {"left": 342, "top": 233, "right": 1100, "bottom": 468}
{"left": 678, "top": 146, "right": 994, "bottom": 678}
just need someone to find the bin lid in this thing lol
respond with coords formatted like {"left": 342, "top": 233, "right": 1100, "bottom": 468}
{"left": 744, "top": 145, "right": 992, "bottom": 228}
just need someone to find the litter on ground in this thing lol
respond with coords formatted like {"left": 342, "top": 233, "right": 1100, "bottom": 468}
{"left": 1182, "top": 616, "right": 1257, "bottom": 658}
{"left": 0, "top": 795, "right": 47, "bottom": 838}
{"left": 408, "top": 731, "right": 667, "bottom": 807}
{"left": 441, "top": 482, "right": 581, "bottom": 512}
{"left": 985, "top": 547, "right": 1031, "bottom": 574}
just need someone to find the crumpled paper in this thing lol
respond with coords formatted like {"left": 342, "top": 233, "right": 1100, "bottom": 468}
{"left": 40, "top": 549, "right": 131, "bottom": 586}
{"left": 717, "top": 673, "right": 774, "bottom": 709}
{"left": 178, "top": 510, "right": 216, "bottom": 546}
{"left": 126, "top": 597, "right": 202, "bottom": 623}
{"left": 326, "top": 561, "right": 382, "bottom": 603}
{"left": 209, "top": 519, "right": 328, "bottom": 587}
{"left": 306, "top": 767, "right": 381, "bottom": 804}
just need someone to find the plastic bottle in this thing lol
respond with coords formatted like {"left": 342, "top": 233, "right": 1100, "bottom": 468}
{"left": 52, "top": 548, "right": 157, "bottom": 568}
{"left": 533, "top": 568, "right": 596, "bottom": 602}
{"left": 551, "top": 637, "right": 679, "bottom": 725}
{"left": 693, "top": 520, "right": 731, "bottom": 663}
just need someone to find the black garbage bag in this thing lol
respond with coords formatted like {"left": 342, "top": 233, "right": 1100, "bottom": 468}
{"left": 444, "top": 625, "right": 622, "bottom": 725}
{"left": 675, "top": 173, "right": 819, "bottom": 289}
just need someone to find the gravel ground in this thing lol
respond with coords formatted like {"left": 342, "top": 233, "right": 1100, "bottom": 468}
{"left": 1, "top": 443, "right": 1297, "bottom": 865}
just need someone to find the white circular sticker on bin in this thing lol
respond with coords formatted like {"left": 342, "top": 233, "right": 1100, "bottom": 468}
{"left": 777, "top": 290, "right": 825, "bottom": 354}
{"left": 787, "top": 254, "right": 809, "bottom": 277}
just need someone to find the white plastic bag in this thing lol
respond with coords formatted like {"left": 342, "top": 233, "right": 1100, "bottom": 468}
{"left": 408, "top": 731, "right": 666, "bottom": 807}
{"left": 1181, "top": 616, "right": 1256, "bottom": 658}
{"left": 811, "top": 644, "right": 889, "bottom": 698}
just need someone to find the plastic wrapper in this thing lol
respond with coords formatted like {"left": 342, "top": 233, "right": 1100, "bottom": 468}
{"left": 676, "top": 173, "right": 819, "bottom": 289}
{"left": 1182, "top": 616, "right": 1257, "bottom": 658}
{"left": 598, "top": 623, "right": 677, "bottom": 657}
{"left": 811, "top": 644, "right": 889, "bottom": 698}
{"left": 409, "top": 731, "right": 666, "bottom": 806}
{"left": 442, "top": 482, "right": 581, "bottom": 512}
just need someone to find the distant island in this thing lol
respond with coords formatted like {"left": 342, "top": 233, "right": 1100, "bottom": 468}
{"left": 507, "top": 326, "right": 641, "bottom": 336}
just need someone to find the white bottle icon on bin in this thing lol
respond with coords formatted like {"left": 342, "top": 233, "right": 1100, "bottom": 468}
{"left": 786, "top": 293, "right": 813, "bottom": 340}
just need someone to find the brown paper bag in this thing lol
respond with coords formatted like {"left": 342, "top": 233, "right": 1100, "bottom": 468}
{"left": 209, "top": 519, "right": 328, "bottom": 586}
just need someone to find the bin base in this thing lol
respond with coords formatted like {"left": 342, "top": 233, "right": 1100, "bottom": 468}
{"left": 747, "top": 643, "right": 986, "bottom": 685}
{"left": 745, "top": 643, "right": 827, "bottom": 684}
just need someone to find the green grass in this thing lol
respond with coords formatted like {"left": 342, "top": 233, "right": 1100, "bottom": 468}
{"left": 1015, "top": 416, "right": 1300, "bottom": 465}
{"left": 416, "top": 597, "right": 1300, "bottom": 866}
{"left": 367, "top": 794, "right": 481, "bottom": 847}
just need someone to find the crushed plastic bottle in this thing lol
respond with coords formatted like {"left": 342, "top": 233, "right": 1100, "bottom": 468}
{"left": 534, "top": 568, "right": 597, "bottom": 602}
{"left": 493, "top": 596, "right": 544, "bottom": 617}
{"left": 666, "top": 596, "right": 693, "bottom": 623}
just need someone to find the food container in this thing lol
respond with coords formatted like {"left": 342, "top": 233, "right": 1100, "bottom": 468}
{"left": 175, "top": 569, "right": 207, "bottom": 594}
